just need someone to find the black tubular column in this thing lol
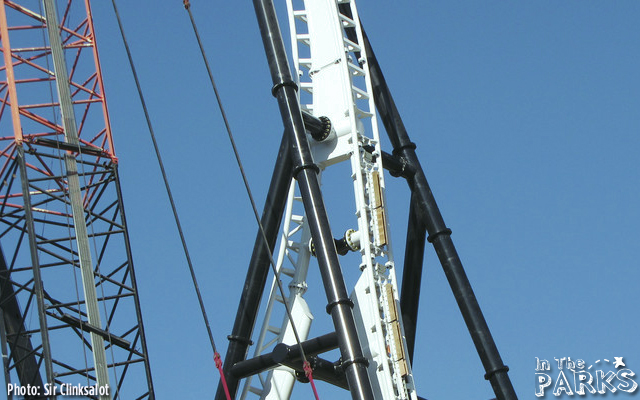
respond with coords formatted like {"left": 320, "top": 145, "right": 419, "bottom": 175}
{"left": 400, "top": 192, "right": 427, "bottom": 364}
{"left": 362, "top": 30, "right": 517, "bottom": 400}
{"left": 252, "top": 1, "right": 374, "bottom": 399}
{"left": 215, "top": 133, "right": 292, "bottom": 400}
{"left": 0, "top": 246, "right": 45, "bottom": 392}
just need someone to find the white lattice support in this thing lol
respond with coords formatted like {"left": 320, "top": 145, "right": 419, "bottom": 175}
{"left": 241, "top": 181, "right": 315, "bottom": 400}
{"left": 242, "top": 1, "right": 418, "bottom": 398}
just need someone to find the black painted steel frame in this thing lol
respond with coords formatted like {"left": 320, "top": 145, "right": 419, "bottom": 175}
{"left": 218, "top": 1, "right": 517, "bottom": 400}
{"left": 0, "top": 149, "right": 154, "bottom": 399}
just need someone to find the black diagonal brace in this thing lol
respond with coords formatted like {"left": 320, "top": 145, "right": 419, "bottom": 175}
{"left": 361, "top": 24, "right": 517, "bottom": 400}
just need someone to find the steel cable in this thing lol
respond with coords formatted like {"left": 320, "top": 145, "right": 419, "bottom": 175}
{"left": 182, "top": 1, "right": 320, "bottom": 398}
{"left": 109, "top": 3, "right": 226, "bottom": 398}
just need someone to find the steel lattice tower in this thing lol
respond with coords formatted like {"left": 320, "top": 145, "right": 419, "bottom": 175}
{"left": 216, "top": 1, "right": 516, "bottom": 399}
{"left": 0, "top": 1, "right": 153, "bottom": 398}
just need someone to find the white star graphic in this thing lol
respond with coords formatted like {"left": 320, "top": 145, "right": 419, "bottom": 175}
{"left": 614, "top": 357, "right": 625, "bottom": 368}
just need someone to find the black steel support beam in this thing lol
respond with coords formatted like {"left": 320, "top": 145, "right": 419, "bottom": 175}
{"left": 230, "top": 332, "right": 338, "bottom": 378}
{"left": 400, "top": 193, "right": 427, "bottom": 363}
{"left": 301, "top": 111, "right": 332, "bottom": 142}
{"left": 16, "top": 147, "right": 56, "bottom": 390}
{"left": 216, "top": 133, "right": 293, "bottom": 400}
{"left": 361, "top": 28, "right": 517, "bottom": 400}
{"left": 252, "top": 1, "right": 374, "bottom": 399}
{"left": 363, "top": 145, "right": 416, "bottom": 179}
{"left": 58, "top": 313, "right": 130, "bottom": 350}
{"left": 0, "top": 245, "right": 45, "bottom": 393}
{"left": 289, "top": 356, "right": 348, "bottom": 390}
{"left": 31, "top": 138, "right": 107, "bottom": 158}
{"left": 231, "top": 332, "right": 348, "bottom": 390}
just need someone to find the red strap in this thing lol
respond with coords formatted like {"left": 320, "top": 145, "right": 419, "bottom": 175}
{"left": 215, "top": 352, "right": 232, "bottom": 400}
{"left": 303, "top": 361, "right": 321, "bottom": 400}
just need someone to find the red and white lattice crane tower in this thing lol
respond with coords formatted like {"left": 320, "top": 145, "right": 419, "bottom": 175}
{"left": 0, "top": 1, "right": 153, "bottom": 398}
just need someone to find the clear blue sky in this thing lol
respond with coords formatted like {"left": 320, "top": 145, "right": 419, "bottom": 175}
{"left": 55, "top": 1, "right": 640, "bottom": 399}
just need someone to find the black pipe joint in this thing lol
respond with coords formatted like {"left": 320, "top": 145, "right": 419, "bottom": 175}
{"left": 302, "top": 111, "right": 332, "bottom": 142}
{"left": 363, "top": 145, "right": 415, "bottom": 179}
{"left": 341, "top": 356, "right": 369, "bottom": 370}
{"left": 227, "top": 335, "right": 253, "bottom": 346}
{"left": 325, "top": 298, "right": 354, "bottom": 314}
{"left": 484, "top": 365, "right": 510, "bottom": 381}
{"left": 271, "top": 80, "right": 298, "bottom": 97}
{"left": 292, "top": 163, "right": 320, "bottom": 178}
{"left": 426, "top": 228, "right": 452, "bottom": 243}
{"left": 391, "top": 141, "right": 417, "bottom": 156}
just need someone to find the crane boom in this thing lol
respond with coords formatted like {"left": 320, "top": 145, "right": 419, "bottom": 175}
{"left": 0, "top": 2, "right": 154, "bottom": 398}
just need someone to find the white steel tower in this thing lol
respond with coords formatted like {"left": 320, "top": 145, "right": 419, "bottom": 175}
{"left": 241, "top": 1, "right": 416, "bottom": 398}
{"left": 217, "top": 1, "right": 516, "bottom": 399}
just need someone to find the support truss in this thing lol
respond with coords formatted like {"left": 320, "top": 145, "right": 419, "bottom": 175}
{"left": 218, "top": 1, "right": 517, "bottom": 399}
{"left": 0, "top": 1, "right": 153, "bottom": 398}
